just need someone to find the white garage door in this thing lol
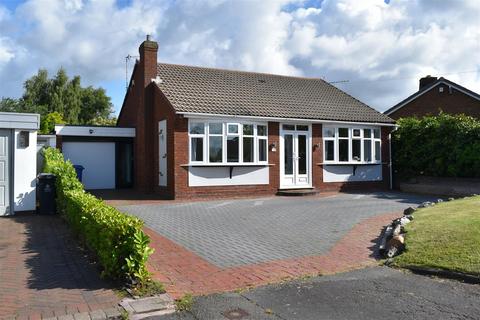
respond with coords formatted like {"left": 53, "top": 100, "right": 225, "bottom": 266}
{"left": 62, "top": 142, "right": 115, "bottom": 189}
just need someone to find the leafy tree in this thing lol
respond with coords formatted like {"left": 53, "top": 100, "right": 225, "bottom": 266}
{"left": 0, "top": 97, "right": 22, "bottom": 112}
{"left": 88, "top": 116, "right": 118, "bottom": 126}
{"left": 3, "top": 68, "right": 115, "bottom": 126}
{"left": 40, "top": 112, "right": 65, "bottom": 134}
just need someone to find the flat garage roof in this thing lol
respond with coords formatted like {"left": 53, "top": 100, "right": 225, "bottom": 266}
{"left": 55, "top": 125, "right": 135, "bottom": 137}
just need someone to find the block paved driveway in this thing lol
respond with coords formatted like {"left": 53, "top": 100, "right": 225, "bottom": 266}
{"left": 118, "top": 192, "right": 435, "bottom": 297}
{"left": 0, "top": 214, "right": 119, "bottom": 319}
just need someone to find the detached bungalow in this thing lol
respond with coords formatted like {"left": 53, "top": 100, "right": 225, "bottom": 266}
{"left": 116, "top": 36, "right": 395, "bottom": 199}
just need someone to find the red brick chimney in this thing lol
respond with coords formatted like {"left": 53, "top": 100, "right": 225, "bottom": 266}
{"left": 136, "top": 35, "right": 158, "bottom": 192}
{"left": 139, "top": 34, "right": 158, "bottom": 87}
{"left": 419, "top": 75, "right": 437, "bottom": 90}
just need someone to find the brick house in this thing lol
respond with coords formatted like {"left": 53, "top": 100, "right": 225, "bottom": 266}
{"left": 385, "top": 76, "right": 480, "bottom": 120}
{"left": 117, "top": 36, "right": 395, "bottom": 199}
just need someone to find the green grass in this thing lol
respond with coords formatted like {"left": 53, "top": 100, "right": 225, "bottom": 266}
{"left": 175, "top": 293, "right": 194, "bottom": 312}
{"left": 393, "top": 196, "right": 480, "bottom": 275}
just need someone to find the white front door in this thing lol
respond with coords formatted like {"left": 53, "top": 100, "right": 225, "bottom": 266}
{"left": 158, "top": 120, "right": 167, "bottom": 186}
{"left": 0, "top": 129, "right": 10, "bottom": 215}
{"left": 280, "top": 124, "right": 311, "bottom": 189}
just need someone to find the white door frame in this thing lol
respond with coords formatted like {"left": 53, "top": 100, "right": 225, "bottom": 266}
{"left": 0, "top": 129, "right": 13, "bottom": 216}
{"left": 279, "top": 124, "right": 312, "bottom": 189}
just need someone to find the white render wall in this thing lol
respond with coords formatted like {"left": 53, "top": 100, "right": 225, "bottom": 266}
{"left": 323, "top": 164, "right": 382, "bottom": 182}
{"left": 13, "top": 130, "right": 37, "bottom": 212}
{"left": 189, "top": 166, "right": 269, "bottom": 187}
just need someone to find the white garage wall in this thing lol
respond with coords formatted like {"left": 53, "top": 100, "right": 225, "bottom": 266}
{"left": 323, "top": 165, "right": 382, "bottom": 182}
{"left": 62, "top": 142, "right": 115, "bottom": 189}
{"left": 14, "top": 130, "right": 37, "bottom": 212}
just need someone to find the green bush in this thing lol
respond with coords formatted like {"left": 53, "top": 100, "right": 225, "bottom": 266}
{"left": 393, "top": 113, "right": 480, "bottom": 178}
{"left": 42, "top": 147, "right": 154, "bottom": 283}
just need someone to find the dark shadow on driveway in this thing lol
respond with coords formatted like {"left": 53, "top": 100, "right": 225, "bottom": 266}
{"left": 4, "top": 213, "right": 115, "bottom": 291}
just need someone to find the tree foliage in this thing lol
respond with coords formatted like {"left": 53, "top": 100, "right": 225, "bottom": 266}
{"left": 1, "top": 68, "right": 115, "bottom": 132}
{"left": 393, "top": 113, "right": 480, "bottom": 178}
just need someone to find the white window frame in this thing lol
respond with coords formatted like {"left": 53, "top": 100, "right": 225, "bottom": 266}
{"left": 323, "top": 126, "right": 382, "bottom": 164}
{"left": 188, "top": 119, "right": 268, "bottom": 165}
{"left": 189, "top": 122, "right": 206, "bottom": 164}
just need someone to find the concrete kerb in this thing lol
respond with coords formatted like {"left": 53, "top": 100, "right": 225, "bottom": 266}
{"left": 119, "top": 294, "right": 175, "bottom": 320}
{"left": 43, "top": 307, "right": 122, "bottom": 320}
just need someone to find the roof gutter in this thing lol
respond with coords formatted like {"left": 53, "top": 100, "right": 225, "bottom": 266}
{"left": 177, "top": 112, "right": 396, "bottom": 127}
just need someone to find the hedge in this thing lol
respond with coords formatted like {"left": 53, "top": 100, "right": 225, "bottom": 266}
{"left": 393, "top": 113, "right": 480, "bottom": 178}
{"left": 42, "top": 147, "right": 153, "bottom": 283}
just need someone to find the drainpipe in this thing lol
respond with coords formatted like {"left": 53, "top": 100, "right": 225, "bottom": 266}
{"left": 389, "top": 126, "right": 398, "bottom": 190}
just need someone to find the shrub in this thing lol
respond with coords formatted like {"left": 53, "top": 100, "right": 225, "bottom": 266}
{"left": 42, "top": 147, "right": 154, "bottom": 283}
{"left": 393, "top": 113, "right": 480, "bottom": 178}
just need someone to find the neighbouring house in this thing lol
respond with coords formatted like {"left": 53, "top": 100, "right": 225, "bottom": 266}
{"left": 116, "top": 36, "right": 395, "bottom": 199}
{"left": 385, "top": 76, "right": 480, "bottom": 119}
{"left": 0, "top": 112, "right": 39, "bottom": 215}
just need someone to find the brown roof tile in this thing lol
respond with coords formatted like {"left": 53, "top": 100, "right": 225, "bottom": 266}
{"left": 156, "top": 63, "right": 394, "bottom": 124}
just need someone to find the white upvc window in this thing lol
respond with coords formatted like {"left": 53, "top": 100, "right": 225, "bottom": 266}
{"left": 323, "top": 126, "right": 382, "bottom": 164}
{"left": 188, "top": 119, "right": 268, "bottom": 165}
{"left": 189, "top": 122, "right": 206, "bottom": 163}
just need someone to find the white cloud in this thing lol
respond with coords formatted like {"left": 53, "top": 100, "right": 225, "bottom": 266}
{"left": 0, "top": 0, "right": 479, "bottom": 113}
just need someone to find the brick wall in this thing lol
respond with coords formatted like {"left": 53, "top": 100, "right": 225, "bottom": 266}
{"left": 169, "top": 121, "right": 391, "bottom": 199}
{"left": 389, "top": 85, "right": 480, "bottom": 120}
{"left": 117, "top": 38, "right": 158, "bottom": 192}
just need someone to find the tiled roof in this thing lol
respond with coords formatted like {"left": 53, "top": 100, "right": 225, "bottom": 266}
{"left": 156, "top": 63, "right": 395, "bottom": 124}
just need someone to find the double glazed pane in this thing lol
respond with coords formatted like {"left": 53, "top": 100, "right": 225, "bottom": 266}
{"left": 191, "top": 138, "right": 203, "bottom": 161}
{"left": 227, "top": 137, "right": 239, "bottom": 162}
{"left": 375, "top": 141, "right": 381, "bottom": 161}
{"left": 325, "top": 140, "right": 334, "bottom": 161}
{"left": 352, "top": 139, "right": 361, "bottom": 161}
{"left": 298, "top": 135, "right": 307, "bottom": 174}
{"left": 209, "top": 136, "right": 222, "bottom": 162}
{"left": 243, "top": 137, "right": 254, "bottom": 162}
{"left": 258, "top": 139, "right": 267, "bottom": 162}
{"left": 339, "top": 139, "right": 349, "bottom": 162}
{"left": 209, "top": 123, "right": 222, "bottom": 134}
{"left": 190, "top": 123, "right": 204, "bottom": 134}
{"left": 257, "top": 125, "right": 267, "bottom": 136}
{"left": 364, "top": 140, "right": 372, "bottom": 162}
{"left": 284, "top": 134, "right": 293, "bottom": 174}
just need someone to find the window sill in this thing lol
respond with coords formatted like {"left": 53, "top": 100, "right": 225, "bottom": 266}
{"left": 181, "top": 163, "right": 275, "bottom": 167}
{"left": 317, "top": 162, "right": 383, "bottom": 166}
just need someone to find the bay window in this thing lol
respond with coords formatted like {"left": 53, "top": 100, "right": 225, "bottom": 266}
{"left": 189, "top": 120, "right": 268, "bottom": 164}
{"left": 323, "top": 126, "right": 382, "bottom": 163}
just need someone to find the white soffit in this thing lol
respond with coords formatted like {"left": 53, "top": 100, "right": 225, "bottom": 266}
{"left": 0, "top": 112, "right": 40, "bottom": 130}
{"left": 55, "top": 125, "right": 135, "bottom": 137}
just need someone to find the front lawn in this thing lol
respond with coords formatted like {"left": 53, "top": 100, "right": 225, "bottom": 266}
{"left": 393, "top": 196, "right": 480, "bottom": 275}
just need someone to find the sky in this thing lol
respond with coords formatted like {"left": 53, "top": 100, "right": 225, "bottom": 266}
{"left": 0, "top": 0, "right": 479, "bottom": 116}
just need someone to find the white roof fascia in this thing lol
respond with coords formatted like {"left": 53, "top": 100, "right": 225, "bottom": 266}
{"left": 55, "top": 125, "right": 135, "bottom": 137}
{"left": 178, "top": 112, "right": 396, "bottom": 127}
{"left": 0, "top": 112, "right": 40, "bottom": 130}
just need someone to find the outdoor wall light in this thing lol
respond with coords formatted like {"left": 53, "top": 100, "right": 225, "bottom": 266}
{"left": 313, "top": 143, "right": 320, "bottom": 151}
{"left": 269, "top": 142, "right": 277, "bottom": 152}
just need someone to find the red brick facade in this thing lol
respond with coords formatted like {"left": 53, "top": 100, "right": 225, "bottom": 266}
{"left": 388, "top": 82, "right": 480, "bottom": 120}
{"left": 117, "top": 39, "right": 392, "bottom": 199}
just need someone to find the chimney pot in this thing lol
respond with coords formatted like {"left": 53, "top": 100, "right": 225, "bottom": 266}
{"left": 146, "top": 34, "right": 150, "bottom": 41}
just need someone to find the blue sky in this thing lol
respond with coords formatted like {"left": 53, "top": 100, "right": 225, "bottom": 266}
{"left": 0, "top": 0, "right": 479, "bottom": 116}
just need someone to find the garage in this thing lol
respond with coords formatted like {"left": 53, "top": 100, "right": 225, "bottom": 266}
{"left": 62, "top": 142, "right": 116, "bottom": 189}
{"left": 0, "top": 112, "right": 40, "bottom": 216}
{"left": 55, "top": 125, "right": 135, "bottom": 190}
